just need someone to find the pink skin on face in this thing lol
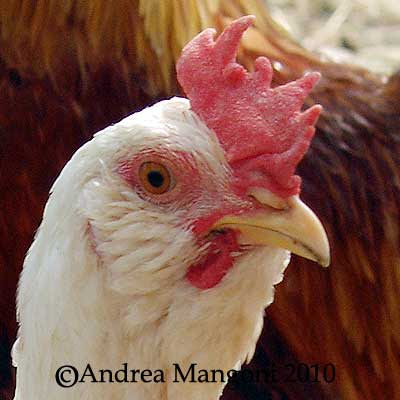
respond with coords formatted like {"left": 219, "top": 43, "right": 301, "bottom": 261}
{"left": 118, "top": 150, "right": 256, "bottom": 290}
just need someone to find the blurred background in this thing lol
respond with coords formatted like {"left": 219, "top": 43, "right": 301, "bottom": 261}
{"left": 0, "top": 1, "right": 399, "bottom": 399}
{"left": 267, "top": 0, "right": 400, "bottom": 74}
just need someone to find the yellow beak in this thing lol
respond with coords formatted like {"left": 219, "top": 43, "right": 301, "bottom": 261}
{"left": 213, "top": 188, "right": 330, "bottom": 267}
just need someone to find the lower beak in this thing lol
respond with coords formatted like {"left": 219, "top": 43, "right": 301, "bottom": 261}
{"left": 213, "top": 190, "right": 330, "bottom": 267}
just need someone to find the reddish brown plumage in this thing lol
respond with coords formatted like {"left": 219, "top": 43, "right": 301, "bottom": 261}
{"left": 1, "top": 1, "right": 399, "bottom": 399}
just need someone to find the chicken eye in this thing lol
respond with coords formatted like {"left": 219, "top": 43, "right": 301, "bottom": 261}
{"left": 139, "top": 162, "right": 173, "bottom": 194}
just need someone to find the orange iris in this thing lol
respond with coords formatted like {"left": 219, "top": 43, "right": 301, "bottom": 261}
{"left": 139, "top": 162, "right": 172, "bottom": 194}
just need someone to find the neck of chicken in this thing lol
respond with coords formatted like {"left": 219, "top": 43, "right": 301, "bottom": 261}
{"left": 13, "top": 141, "right": 291, "bottom": 400}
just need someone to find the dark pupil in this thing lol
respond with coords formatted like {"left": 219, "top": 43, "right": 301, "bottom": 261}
{"left": 147, "top": 170, "right": 164, "bottom": 188}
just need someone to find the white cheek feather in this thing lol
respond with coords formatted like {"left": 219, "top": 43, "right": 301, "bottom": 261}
{"left": 13, "top": 97, "right": 292, "bottom": 400}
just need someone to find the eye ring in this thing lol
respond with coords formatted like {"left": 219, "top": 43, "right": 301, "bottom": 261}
{"left": 139, "top": 162, "right": 174, "bottom": 194}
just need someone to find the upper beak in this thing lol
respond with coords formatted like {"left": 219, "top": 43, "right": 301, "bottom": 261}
{"left": 213, "top": 188, "right": 330, "bottom": 267}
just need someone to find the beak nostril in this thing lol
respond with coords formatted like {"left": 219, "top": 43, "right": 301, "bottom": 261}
{"left": 248, "top": 188, "right": 289, "bottom": 211}
{"left": 248, "top": 195, "right": 287, "bottom": 211}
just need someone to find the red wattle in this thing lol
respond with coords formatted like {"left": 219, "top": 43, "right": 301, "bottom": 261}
{"left": 187, "top": 230, "right": 240, "bottom": 289}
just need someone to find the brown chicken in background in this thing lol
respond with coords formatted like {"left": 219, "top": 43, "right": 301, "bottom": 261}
{"left": 0, "top": 1, "right": 399, "bottom": 399}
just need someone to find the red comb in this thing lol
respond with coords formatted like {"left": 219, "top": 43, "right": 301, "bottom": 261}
{"left": 176, "top": 16, "right": 322, "bottom": 198}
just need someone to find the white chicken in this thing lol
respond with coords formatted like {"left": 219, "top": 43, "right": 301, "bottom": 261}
{"left": 12, "top": 16, "right": 329, "bottom": 400}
